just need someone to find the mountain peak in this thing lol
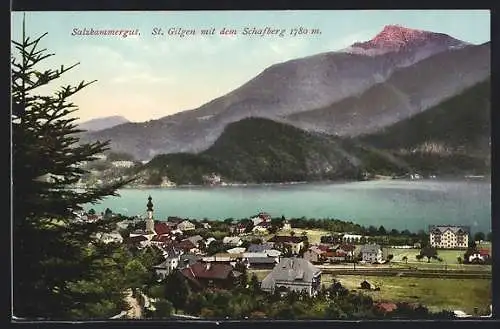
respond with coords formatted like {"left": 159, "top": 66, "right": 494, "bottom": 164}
{"left": 375, "top": 24, "right": 427, "bottom": 43}
{"left": 349, "top": 25, "right": 467, "bottom": 54}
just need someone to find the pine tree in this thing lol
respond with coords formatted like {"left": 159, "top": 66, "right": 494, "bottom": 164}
{"left": 12, "top": 16, "right": 134, "bottom": 319}
{"left": 163, "top": 272, "right": 191, "bottom": 313}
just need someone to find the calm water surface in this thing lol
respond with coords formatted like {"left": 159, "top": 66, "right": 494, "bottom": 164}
{"left": 85, "top": 180, "right": 491, "bottom": 233}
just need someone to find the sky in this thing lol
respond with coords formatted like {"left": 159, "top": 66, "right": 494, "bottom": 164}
{"left": 11, "top": 10, "right": 490, "bottom": 123}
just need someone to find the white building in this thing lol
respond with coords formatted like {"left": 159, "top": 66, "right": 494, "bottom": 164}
{"left": 177, "top": 220, "right": 196, "bottom": 231}
{"left": 154, "top": 247, "right": 182, "bottom": 279}
{"left": 282, "top": 220, "right": 292, "bottom": 231}
{"left": 342, "top": 234, "right": 363, "bottom": 243}
{"left": 261, "top": 258, "right": 322, "bottom": 296}
{"left": 360, "top": 244, "right": 383, "bottom": 263}
{"left": 429, "top": 225, "right": 469, "bottom": 249}
{"left": 222, "top": 236, "right": 243, "bottom": 247}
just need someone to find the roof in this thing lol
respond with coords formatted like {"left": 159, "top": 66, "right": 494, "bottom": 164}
{"left": 307, "top": 246, "right": 325, "bottom": 255}
{"left": 247, "top": 243, "right": 274, "bottom": 252}
{"left": 316, "top": 245, "right": 332, "bottom": 252}
{"left": 257, "top": 212, "right": 271, "bottom": 219}
{"left": 151, "top": 235, "right": 172, "bottom": 243}
{"left": 429, "top": 225, "right": 470, "bottom": 234}
{"left": 375, "top": 302, "right": 398, "bottom": 313}
{"left": 343, "top": 233, "right": 363, "bottom": 238}
{"left": 214, "top": 253, "right": 242, "bottom": 260}
{"left": 265, "top": 249, "right": 282, "bottom": 257}
{"left": 180, "top": 262, "right": 234, "bottom": 280}
{"left": 185, "top": 235, "right": 204, "bottom": 245}
{"left": 162, "top": 246, "right": 182, "bottom": 259}
{"left": 268, "top": 235, "right": 306, "bottom": 244}
{"left": 476, "top": 249, "right": 490, "bottom": 256}
{"left": 243, "top": 252, "right": 269, "bottom": 258}
{"left": 179, "top": 253, "right": 202, "bottom": 267}
{"left": 154, "top": 222, "right": 172, "bottom": 235}
{"left": 337, "top": 244, "right": 356, "bottom": 252}
{"left": 247, "top": 257, "right": 278, "bottom": 264}
{"left": 127, "top": 235, "right": 147, "bottom": 243}
{"left": 176, "top": 239, "right": 197, "bottom": 251}
{"left": 325, "top": 251, "right": 347, "bottom": 258}
{"left": 222, "top": 236, "right": 242, "bottom": 244}
{"left": 261, "top": 258, "right": 321, "bottom": 291}
{"left": 179, "top": 220, "right": 195, "bottom": 226}
{"left": 227, "top": 247, "right": 247, "bottom": 254}
{"left": 360, "top": 244, "right": 381, "bottom": 253}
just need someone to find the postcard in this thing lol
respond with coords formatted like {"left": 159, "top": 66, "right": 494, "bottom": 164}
{"left": 10, "top": 9, "right": 492, "bottom": 321}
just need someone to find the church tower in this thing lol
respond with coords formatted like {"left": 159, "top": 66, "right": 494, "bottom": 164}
{"left": 146, "top": 195, "right": 155, "bottom": 234}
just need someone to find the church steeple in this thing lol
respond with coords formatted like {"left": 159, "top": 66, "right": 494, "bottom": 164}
{"left": 145, "top": 195, "right": 155, "bottom": 234}
{"left": 147, "top": 195, "right": 154, "bottom": 212}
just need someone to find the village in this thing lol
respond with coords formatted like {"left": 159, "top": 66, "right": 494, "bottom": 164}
{"left": 79, "top": 196, "right": 492, "bottom": 319}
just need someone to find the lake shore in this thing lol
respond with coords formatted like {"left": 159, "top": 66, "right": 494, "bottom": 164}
{"left": 119, "top": 175, "right": 490, "bottom": 190}
{"left": 83, "top": 180, "right": 491, "bottom": 234}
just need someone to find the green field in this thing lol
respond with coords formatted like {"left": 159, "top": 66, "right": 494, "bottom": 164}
{"left": 246, "top": 228, "right": 330, "bottom": 245}
{"left": 249, "top": 269, "right": 492, "bottom": 315}
{"left": 281, "top": 229, "right": 329, "bottom": 244}
{"left": 322, "top": 274, "right": 492, "bottom": 315}
{"left": 385, "top": 247, "right": 492, "bottom": 271}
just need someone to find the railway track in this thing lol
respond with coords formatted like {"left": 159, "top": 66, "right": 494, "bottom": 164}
{"left": 319, "top": 268, "right": 491, "bottom": 279}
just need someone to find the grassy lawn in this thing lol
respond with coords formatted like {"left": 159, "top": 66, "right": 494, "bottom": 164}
{"left": 245, "top": 228, "right": 330, "bottom": 245}
{"left": 386, "top": 248, "right": 464, "bottom": 264}
{"left": 278, "top": 228, "right": 330, "bottom": 244}
{"left": 385, "top": 248, "right": 492, "bottom": 271}
{"left": 322, "top": 274, "right": 492, "bottom": 315}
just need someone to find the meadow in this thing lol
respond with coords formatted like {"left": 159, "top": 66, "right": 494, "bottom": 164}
{"left": 323, "top": 274, "right": 492, "bottom": 315}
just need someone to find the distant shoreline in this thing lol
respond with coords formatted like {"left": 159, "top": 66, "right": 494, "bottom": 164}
{"left": 118, "top": 176, "right": 490, "bottom": 190}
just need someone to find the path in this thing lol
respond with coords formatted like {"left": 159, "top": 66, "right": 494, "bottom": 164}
{"left": 125, "top": 289, "right": 142, "bottom": 319}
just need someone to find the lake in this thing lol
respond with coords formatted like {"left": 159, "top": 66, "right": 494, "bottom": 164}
{"left": 85, "top": 179, "right": 491, "bottom": 234}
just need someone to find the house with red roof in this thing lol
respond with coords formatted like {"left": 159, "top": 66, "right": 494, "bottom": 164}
{"left": 251, "top": 212, "right": 272, "bottom": 226}
{"left": 126, "top": 235, "right": 149, "bottom": 248}
{"left": 175, "top": 239, "right": 199, "bottom": 253}
{"left": 374, "top": 302, "right": 398, "bottom": 314}
{"left": 154, "top": 222, "right": 172, "bottom": 236}
{"left": 268, "top": 235, "right": 307, "bottom": 255}
{"left": 179, "top": 261, "right": 240, "bottom": 290}
{"left": 303, "top": 246, "right": 326, "bottom": 264}
{"left": 151, "top": 234, "right": 173, "bottom": 246}
{"left": 469, "top": 249, "right": 491, "bottom": 263}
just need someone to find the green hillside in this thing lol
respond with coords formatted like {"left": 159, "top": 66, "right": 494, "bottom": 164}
{"left": 137, "top": 118, "right": 406, "bottom": 185}
{"left": 358, "top": 79, "right": 491, "bottom": 176}
{"left": 359, "top": 79, "right": 490, "bottom": 154}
